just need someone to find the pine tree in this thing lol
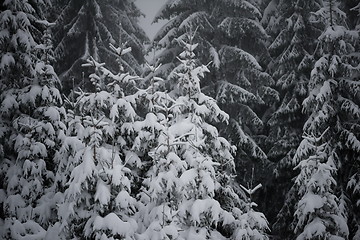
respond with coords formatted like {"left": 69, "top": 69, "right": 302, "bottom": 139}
{"left": 262, "top": 0, "right": 324, "bottom": 231}
{"left": 264, "top": 0, "right": 322, "bottom": 167}
{"left": 50, "top": 0, "right": 148, "bottom": 94}
{"left": 129, "top": 62, "right": 170, "bottom": 193}
{"left": 54, "top": 45, "right": 142, "bottom": 239}
{"left": 0, "top": 0, "right": 66, "bottom": 238}
{"left": 293, "top": 130, "right": 348, "bottom": 239}
{"left": 289, "top": 0, "right": 360, "bottom": 238}
{"left": 128, "top": 61, "right": 168, "bottom": 163}
{"left": 137, "top": 33, "right": 269, "bottom": 240}
{"left": 152, "top": 0, "right": 278, "bottom": 172}
{"left": 136, "top": 92, "right": 186, "bottom": 240}
{"left": 45, "top": 95, "right": 84, "bottom": 239}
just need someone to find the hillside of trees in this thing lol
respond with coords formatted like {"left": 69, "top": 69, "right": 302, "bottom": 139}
{"left": 0, "top": 0, "right": 359, "bottom": 239}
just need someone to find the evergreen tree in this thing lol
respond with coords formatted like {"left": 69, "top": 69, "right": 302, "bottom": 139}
{"left": 293, "top": 130, "right": 348, "bottom": 239}
{"left": 136, "top": 92, "right": 186, "bottom": 240}
{"left": 54, "top": 46, "right": 142, "bottom": 239}
{"left": 264, "top": 0, "right": 322, "bottom": 168}
{"left": 287, "top": 0, "right": 360, "bottom": 238}
{"left": 151, "top": 0, "right": 278, "bottom": 173}
{"left": 0, "top": 0, "right": 66, "bottom": 238}
{"left": 45, "top": 93, "right": 84, "bottom": 239}
{"left": 262, "top": 0, "right": 323, "bottom": 230}
{"left": 137, "top": 33, "right": 269, "bottom": 240}
{"left": 128, "top": 62, "right": 170, "bottom": 193}
{"left": 51, "top": 0, "right": 148, "bottom": 93}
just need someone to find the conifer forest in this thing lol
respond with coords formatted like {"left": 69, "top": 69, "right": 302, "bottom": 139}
{"left": 1, "top": 0, "right": 360, "bottom": 239}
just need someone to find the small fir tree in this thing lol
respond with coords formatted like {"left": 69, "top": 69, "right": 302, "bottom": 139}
{"left": 0, "top": 1, "right": 66, "bottom": 238}
{"left": 137, "top": 33, "right": 269, "bottom": 240}
{"left": 55, "top": 45, "right": 141, "bottom": 239}
{"left": 293, "top": 130, "right": 348, "bottom": 239}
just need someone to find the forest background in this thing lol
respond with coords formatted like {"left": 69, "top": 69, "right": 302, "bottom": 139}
{"left": 0, "top": 0, "right": 359, "bottom": 239}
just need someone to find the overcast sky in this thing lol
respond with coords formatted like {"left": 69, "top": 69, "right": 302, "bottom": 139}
{"left": 135, "top": 0, "right": 168, "bottom": 40}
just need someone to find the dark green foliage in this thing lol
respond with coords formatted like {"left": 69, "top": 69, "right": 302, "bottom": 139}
{"left": 261, "top": 0, "right": 324, "bottom": 230}
{"left": 51, "top": 0, "right": 149, "bottom": 94}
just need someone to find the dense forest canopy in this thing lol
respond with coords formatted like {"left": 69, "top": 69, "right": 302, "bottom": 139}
{"left": 0, "top": 0, "right": 359, "bottom": 239}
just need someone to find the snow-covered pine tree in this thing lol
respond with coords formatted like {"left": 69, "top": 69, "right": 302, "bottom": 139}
{"left": 290, "top": 0, "right": 360, "bottom": 238}
{"left": 45, "top": 96, "right": 85, "bottom": 239}
{"left": 262, "top": 0, "right": 324, "bottom": 232}
{"left": 127, "top": 62, "right": 169, "bottom": 190}
{"left": 136, "top": 92, "right": 186, "bottom": 240}
{"left": 0, "top": 1, "right": 66, "bottom": 238}
{"left": 264, "top": 0, "right": 322, "bottom": 168}
{"left": 238, "top": 182, "right": 269, "bottom": 240}
{"left": 55, "top": 45, "right": 142, "bottom": 239}
{"left": 137, "top": 33, "right": 269, "bottom": 240}
{"left": 293, "top": 129, "right": 348, "bottom": 239}
{"left": 50, "top": 0, "right": 148, "bottom": 94}
{"left": 152, "top": 0, "right": 278, "bottom": 173}
{"left": 127, "top": 61, "right": 167, "bottom": 160}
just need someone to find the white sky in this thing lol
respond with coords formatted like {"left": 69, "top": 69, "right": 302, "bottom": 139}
{"left": 135, "top": 0, "right": 168, "bottom": 40}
